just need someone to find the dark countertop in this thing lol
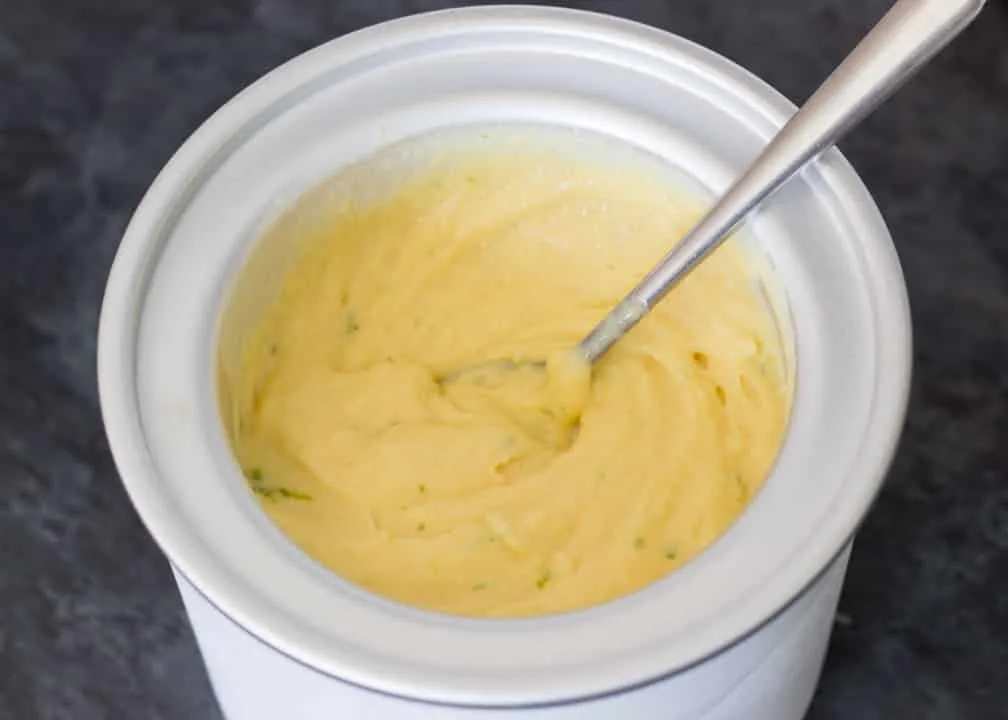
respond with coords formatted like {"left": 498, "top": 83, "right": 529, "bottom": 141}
{"left": 1, "top": 1, "right": 1006, "bottom": 718}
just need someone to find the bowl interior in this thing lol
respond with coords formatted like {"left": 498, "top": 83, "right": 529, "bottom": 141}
{"left": 214, "top": 123, "right": 799, "bottom": 620}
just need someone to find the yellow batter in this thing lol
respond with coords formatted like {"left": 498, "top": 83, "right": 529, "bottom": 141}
{"left": 222, "top": 139, "right": 789, "bottom": 618}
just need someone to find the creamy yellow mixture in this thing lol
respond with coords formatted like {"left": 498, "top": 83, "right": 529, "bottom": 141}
{"left": 222, "top": 141, "right": 788, "bottom": 618}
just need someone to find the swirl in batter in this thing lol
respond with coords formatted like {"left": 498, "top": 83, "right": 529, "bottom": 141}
{"left": 222, "top": 140, "right": 789, "bottom": 618}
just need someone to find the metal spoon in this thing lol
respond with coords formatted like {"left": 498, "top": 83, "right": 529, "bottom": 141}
{"left": 448, "top": 0, "right": 984, "bottom": 381}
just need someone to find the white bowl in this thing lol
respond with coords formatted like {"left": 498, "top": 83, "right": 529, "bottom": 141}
{"left": 97, "top": 6, "right": 912, "bottom": 719}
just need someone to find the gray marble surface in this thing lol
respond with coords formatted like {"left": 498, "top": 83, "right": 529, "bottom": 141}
{"left": 1, "top": 0, "right": 1006, "bottom": 718}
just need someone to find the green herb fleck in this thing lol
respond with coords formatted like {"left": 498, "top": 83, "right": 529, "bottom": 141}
{"left": 344, "top": 311, "right": 360, "bottom": 335}
{"left": 269, "top": 343, "right": 278, "bottom": 356}
{"left": 277, "top": 488, "right": 312, "bottom": 501}
{"left": 691, "top": 351, "right": 709, "bottom": 369}
{"left": 715, "top": 385, "right": 727, "bottom": 405}
{"left": 664, "top": 549, "right": 678, "bottom": 561}
{"left": 734, "top": 473, "right": 749, "bottom": 503}
{"left": 472, "top": 582, "right": 489, "bottom": 591}
{"left": 634, "top": 537, "right": 646, "bottom": 550}
{"left": 249, "top": 477, "right": 311, "bottom": 501}
{"left": 419, "top": 484, "right": 427, "bottom": 494}
{"left": 417, "top": 522, "right": 426, "bottom": 532}
{"left": 535, "top": 571, "right": 551, "bottom": 590}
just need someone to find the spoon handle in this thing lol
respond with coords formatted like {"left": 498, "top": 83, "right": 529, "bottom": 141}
{"left": 578, "top": 0, "right": 986, "bottom": 365}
